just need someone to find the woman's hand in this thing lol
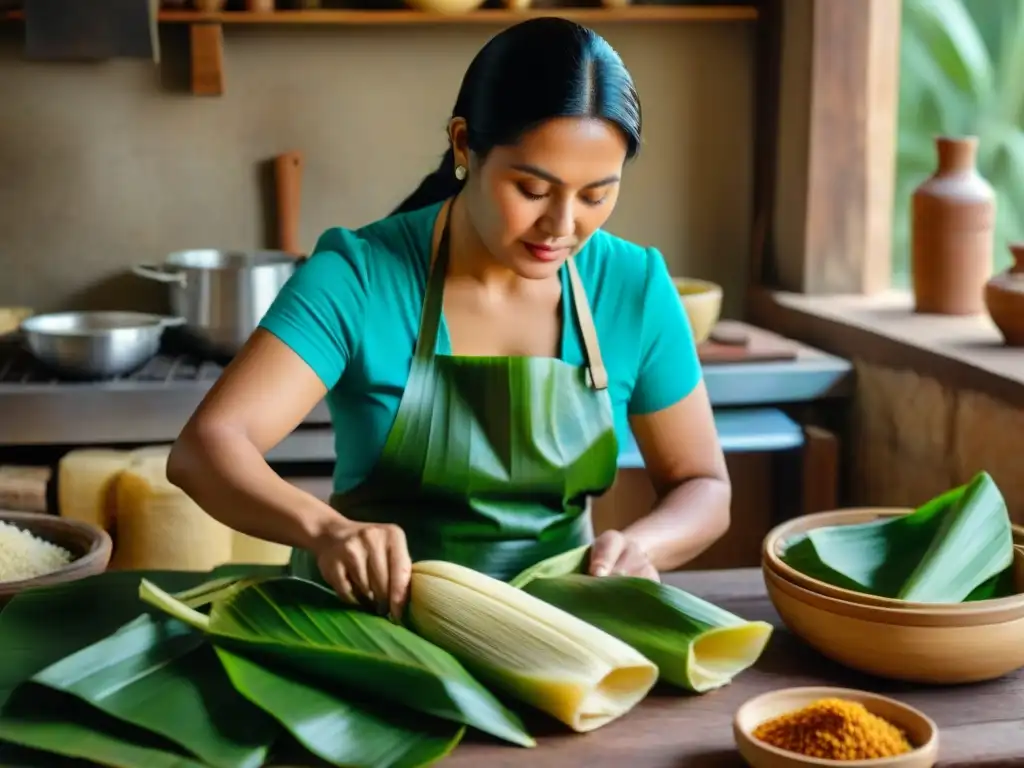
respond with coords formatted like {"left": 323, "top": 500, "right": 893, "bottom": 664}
{"left": 313, "top": 520, "right": 412, "bottom": 622}
{"left": 587, "top": 530, "right": 660, "bottom": 582}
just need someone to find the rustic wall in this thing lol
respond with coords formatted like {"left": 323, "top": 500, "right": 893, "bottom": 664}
{"left": 0, "top": 21, "right": 754, "bottom": 317}
{"left": 850, "top": 360, "right": 1024, "bottom": 522}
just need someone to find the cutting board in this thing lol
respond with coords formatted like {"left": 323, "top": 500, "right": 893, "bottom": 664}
{"left": 697, "top": 323, "right": 800, "bottom": 365}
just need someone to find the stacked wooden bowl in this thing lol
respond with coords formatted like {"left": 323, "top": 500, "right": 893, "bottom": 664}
{"left": 762, "top": 507, "right": 1024, "bottom": 684}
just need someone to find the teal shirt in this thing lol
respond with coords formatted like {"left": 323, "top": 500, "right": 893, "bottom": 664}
{"left": 258, "top": 201, "right": 703, "bottom": 493}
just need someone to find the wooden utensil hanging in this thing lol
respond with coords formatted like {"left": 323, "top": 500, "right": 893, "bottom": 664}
{"left": 274, "top": 150, "right": 304, "bottom": 257}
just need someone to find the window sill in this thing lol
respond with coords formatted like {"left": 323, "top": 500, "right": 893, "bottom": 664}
{"left": 746, "top": 287, "right": 1024, "bottom": 409}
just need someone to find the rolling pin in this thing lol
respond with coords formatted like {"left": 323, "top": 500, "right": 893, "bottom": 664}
{"left": 274, "top": 150, "right": 304, "bottom": 257}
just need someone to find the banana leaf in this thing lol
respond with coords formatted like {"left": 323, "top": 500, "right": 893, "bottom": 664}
{"left": 216, "top": 646, "right": 463, "bottom": 768}
{"left": 0, "top": 684, "right": 206, "bottom": 768}
{"left": 520, "top": 574, "right": 772, "bottom": 693}
{"left": 508, "top": 544, "right": 591, "bottom": 589}
{"left": 28, "top": 614, "right": 277, "bottom": 768}
{"left": 781, "top": 471, "right": 1015, "bottom": 603}
{"left": 0, "top": 564, "right": 286, "bottom": 768}
{"left": 510, "top": 547, "right": 772, "bottom": 693}
{"left": 140, "top": 574, "right": 536, "bottom": 748}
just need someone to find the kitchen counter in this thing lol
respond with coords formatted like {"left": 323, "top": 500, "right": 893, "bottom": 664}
{"left": 431, "top": 568, "right": 1024, "bottom": 768}
{"left": 0, "top": 322, "right": 852, "bottom": 450}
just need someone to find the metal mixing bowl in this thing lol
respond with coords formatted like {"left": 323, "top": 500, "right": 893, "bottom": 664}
{"left": 19, "top": 311, "right": 185, "bottom": 380}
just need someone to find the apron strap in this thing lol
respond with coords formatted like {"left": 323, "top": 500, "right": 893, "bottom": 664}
{"left": 413, "top": 201, "right": 453, "bottom": 360}
{"left": 566, "top": 258, "right": 609, "bottom": 391}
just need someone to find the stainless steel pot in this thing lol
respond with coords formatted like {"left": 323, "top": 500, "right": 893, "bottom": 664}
{"left": 133, "top": 249, "right": 297, "bottom": 357}
{"left": 19, "top": 311, "right": 185, "bottom": 380}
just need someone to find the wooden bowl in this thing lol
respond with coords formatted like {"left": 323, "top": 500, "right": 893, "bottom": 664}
{"left": 763, "top": 564, "right": 1024, "bottom": 683}
{"left": 763, "top": 507, "right": 1024, "bottom": 616}
{"left": 673, "top": 277, "right": 722, "bottom": 344}
{"left": 0, "top": 511, "right": 112, "bottom": 607}
{"left": 734, "top": 686, "right": 938, "bottom": 768}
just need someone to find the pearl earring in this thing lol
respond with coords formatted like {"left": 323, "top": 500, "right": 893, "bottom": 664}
{"left": 454, "top": 164, "right": 467, "bottom": 181}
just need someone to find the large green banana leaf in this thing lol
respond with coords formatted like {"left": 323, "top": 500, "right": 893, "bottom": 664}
{"left": 0, "top": 684, "right": 205, "bottom": 768}
{"left": 216, "top": 646, "right": 463, "bottom": 768}
{"left": 0, "top": 565, "right": 287, "bottom": 768}
{"left": 29, "top": 614, "right": 277, "bottom": 768}
{"left": 509, "top": 546, "right": 773, "bottom": 693}
{"left": 140, "top": 574, "right": 536, "bottom": 748}
{"left": 4, "top": 579, "right": 465, "bottom": 768}
{"left": 781, "top": 471, "right": 1014, "bottom": 603}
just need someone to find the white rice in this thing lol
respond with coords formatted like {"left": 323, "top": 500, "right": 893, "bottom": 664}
{"left": 0, "top": 520, "right": 74, "bottom": 583}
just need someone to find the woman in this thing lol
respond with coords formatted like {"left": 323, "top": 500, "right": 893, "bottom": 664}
{"left": 166, "top": 17, "right": 730, "bottom": 622}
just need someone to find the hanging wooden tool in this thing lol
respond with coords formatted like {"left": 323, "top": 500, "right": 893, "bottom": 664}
{"left": 274, "top": 150, "right": 305, "bottom": 257}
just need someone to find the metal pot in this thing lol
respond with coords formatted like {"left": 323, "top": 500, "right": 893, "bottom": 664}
{"left": 19, "top": 311, "right": 185, "bottom": 380}
{"left": 132, "top": 249, "right": 297, "bottom": 357}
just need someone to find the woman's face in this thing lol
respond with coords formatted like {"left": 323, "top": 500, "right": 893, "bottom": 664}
{"left": 456, "top": 117, "right": 630, "bottom": 280}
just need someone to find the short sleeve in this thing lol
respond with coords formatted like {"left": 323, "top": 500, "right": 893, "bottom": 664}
{"left": 627, "top": 246, "right": 703, "bottom": 415}
{"left": 258, "top": 228, "right": 370, "bottom": 391}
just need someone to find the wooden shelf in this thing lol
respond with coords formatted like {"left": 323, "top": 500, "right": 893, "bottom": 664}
{"left": 2, "top": 4, "right": 758, "bottom": 95}
{"left": 157, "top": 6, "right": 758, "bottom": 23}
{"left": 4, "top": 5, "right": 758, "bottom": 24}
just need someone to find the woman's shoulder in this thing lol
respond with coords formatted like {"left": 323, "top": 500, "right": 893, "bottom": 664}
{"left": 304, "top": 203, "right": 438, "bottom": 282}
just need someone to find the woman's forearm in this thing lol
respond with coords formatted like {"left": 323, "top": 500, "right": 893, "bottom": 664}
{"left": 620, "top": 476, "right": 732, "bottom": 572}
{"left": 166, "top": 423, "right": 344, "bottom": 552}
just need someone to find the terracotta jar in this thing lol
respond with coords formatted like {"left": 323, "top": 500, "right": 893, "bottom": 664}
{"left": 911, "top": 136, "right": 996, "bottom": 315}
{"left": 985, "top": 243, "right": 1024, "bottom": 346}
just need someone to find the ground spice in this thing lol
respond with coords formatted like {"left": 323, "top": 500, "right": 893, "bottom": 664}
{"left": 752, "top": 697, "right": 913, "bottom": 760}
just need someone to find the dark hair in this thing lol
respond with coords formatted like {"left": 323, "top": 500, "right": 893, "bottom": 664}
{"left": 390, "top": 17, "right": 642, "bottom": 215}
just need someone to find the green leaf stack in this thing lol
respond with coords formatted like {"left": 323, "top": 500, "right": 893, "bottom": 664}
{"left": 780, "top": 470, "right": 1017, "bottom": 603}
{"left": 0, "top": 551, "right": 772, "bottom": 767}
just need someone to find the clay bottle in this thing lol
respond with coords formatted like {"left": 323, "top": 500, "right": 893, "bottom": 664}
{"left": 911, "top": 136, "right": 995, "bottom": 315}
{"left": 984, "top": 243, "right": 1024, "bottom": 346}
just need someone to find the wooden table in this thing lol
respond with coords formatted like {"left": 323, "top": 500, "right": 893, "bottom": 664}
{"left": 439, "top": 568, "right": 1024, "bottom": 768}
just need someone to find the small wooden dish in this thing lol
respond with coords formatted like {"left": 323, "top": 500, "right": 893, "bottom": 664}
{"left": 734, "top": 686, "right": 938, "bottom": 768}
{"left": 0, "top": 511, "right": 112, "bottom": 607}
{"left": 763, "top": 508, "right": 1024, "bottom": 617}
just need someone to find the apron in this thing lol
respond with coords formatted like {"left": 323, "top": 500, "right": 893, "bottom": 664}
{"left": 292, "top": 203, "right": 619, "bottom": 583}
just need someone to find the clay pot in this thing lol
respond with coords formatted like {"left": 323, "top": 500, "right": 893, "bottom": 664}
{"left": 985, "top": 243, "right": 1024, "bottom": 346}
{"left": 911, "top": 136, "right": 995, "bottom": 315}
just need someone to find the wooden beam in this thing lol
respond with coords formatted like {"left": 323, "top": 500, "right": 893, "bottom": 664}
{"left": 763, "top": 0, "right": 902, "bottom": 296}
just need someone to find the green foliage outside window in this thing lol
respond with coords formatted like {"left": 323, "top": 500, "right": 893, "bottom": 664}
{"left": 893, "top": 0, "right": 1024, "bottom": 285}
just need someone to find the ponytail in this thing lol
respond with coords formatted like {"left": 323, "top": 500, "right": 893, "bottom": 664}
{"left": 390, "top": 146, "right": 466, "bottom": 216}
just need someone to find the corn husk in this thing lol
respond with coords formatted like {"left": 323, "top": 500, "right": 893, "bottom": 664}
{"left": 407, "top": 559, "right": 659, "bottom": 732}
{"left": 781, "top": 471, "right": 1015, "bottom": 603}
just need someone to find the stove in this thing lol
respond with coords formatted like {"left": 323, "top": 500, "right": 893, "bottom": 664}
{"left": 0, "top": 338, "right": 333, "bottom": 458}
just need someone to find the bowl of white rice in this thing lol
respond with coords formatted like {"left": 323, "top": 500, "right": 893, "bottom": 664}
{"left": 0, "top": 510, "right": 113, "bottom": 606}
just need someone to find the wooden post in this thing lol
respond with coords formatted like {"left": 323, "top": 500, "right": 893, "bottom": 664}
{"left": 758, "top": 0, "right": 902, "bottom": 296}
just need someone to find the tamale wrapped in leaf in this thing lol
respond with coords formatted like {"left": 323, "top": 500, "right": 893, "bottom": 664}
{"left": 521, "top": 574, "right": 772, "bottom": 693}
{"left": 406, "top": 560, "right": 659, "bottom": 732}
{"left": 511, "top": 546, "right": 772, "bottom": 692}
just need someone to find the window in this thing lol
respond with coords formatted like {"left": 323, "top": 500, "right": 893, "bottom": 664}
{"left": 892, "top": 0, "right": 1024, "bottom": 287}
